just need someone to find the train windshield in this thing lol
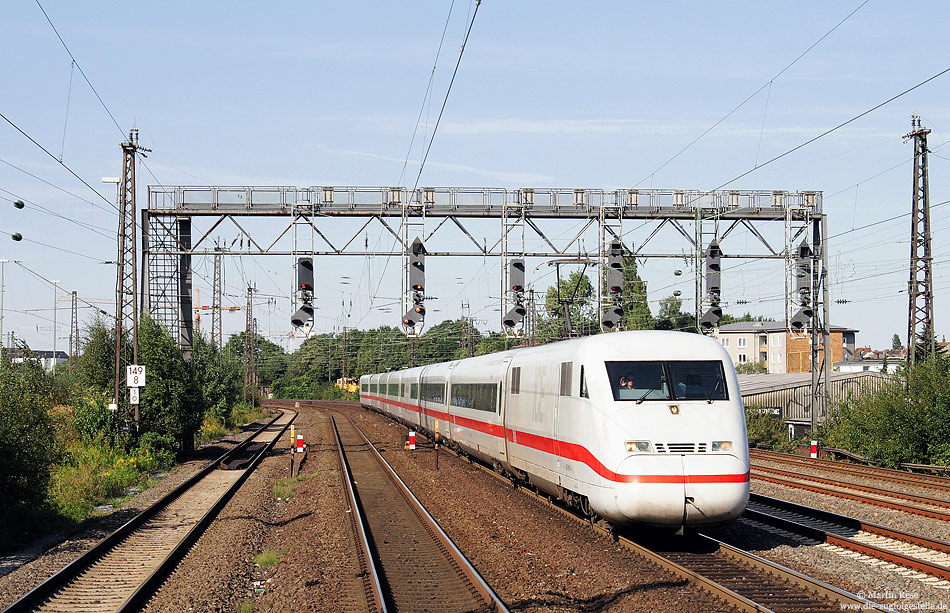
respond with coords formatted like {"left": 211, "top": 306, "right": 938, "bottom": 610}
{"left": 605, "top": 360, "right": 728, "bottom": 402}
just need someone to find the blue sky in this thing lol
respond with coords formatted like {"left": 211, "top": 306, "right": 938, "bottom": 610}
{"left": 2, "top": 0, "right": 949, "bottom": 353}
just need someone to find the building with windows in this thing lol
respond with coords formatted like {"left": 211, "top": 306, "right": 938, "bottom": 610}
{"left": 7, "top": 349, "right": 70, "bottom": 373}
{"left": 714, "top": 321, "right": 858, "bottom": 374}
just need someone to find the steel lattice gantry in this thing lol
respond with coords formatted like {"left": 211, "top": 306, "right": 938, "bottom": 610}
{"left": 142, "top": 184, "right": 832, "bottom": 416}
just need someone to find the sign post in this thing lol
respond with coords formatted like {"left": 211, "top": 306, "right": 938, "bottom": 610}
{"left": 126, "top": 365, "right": 145, "bottom": 431}
{"left": 434, "top": 420, "right": 439, "bottom": 471}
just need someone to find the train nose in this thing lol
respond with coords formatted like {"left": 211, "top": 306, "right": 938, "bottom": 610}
{"left": 613, "top": 454, "right": 749, "bottom": 526}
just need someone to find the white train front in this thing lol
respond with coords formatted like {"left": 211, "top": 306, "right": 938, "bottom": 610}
{"left": 359, "top": 330, "right": 750, "bottom": 528}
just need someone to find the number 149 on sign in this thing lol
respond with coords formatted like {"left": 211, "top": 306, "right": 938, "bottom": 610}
{"left": 126, "top": 365, "right": 146, "bottom": 388}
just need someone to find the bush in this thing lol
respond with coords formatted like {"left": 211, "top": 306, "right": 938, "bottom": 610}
{"left": 0, "top": 359, "right": 57, "bottom": 518}
{"left": 823, "top": 356, "right": 950, "bottom": 467}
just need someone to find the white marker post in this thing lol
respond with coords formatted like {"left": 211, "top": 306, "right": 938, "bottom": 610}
{"left": 126, "top": 365, "right": 145, "bottom": 431}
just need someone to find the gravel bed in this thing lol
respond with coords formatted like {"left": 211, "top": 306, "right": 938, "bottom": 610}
{"left": 0, "top": 418, "right": 270, "bottom": 609}
{"left": 751, "top": 479, "right": 950, "bottom": 542}
{"left": 321, "top": 406, "right": 729, "bottom": 612}
{"left": 752, "top": 455, "right": 950, "bottom": 504}
{"left": 706, "top": 516, "right": 950, "bottom": 611}
{"left": 15, "top": 404, "right": 947, "bottom": 612}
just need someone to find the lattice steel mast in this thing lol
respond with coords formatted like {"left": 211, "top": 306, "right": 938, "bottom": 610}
{"left": 113, "top": 130, "right": 148, "bottom": 429}
{"left": 244, "top": 286, "right": 256, "bottom": 403}
{"left": 212, "top": 247, "right": 223, "bottom": 351}
{"left": 69, "top": 291, "right": 79, "bottom": 373}
{"left": 905, "top": 115, "right": 934, "bottom": 367}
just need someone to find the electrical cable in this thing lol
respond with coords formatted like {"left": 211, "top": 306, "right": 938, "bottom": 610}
{"left": 0, "top": 110, "right": 118, "bottom": 212}
{"left": 634, "top": 0, "right": 870, "bottom": 187}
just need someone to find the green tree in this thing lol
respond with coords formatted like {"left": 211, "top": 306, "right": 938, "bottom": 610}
{"left": 191, "top": 333, "right": 242, "bottom": 423}
{"left": 823, "top": 354, "right": 950, "bottom": 466}
{"left": 76, "top": 318, "right": 115, "bottom": 392}
{"left": 620, "top": 255, "right": 654, "bottom": 330}
{"left": 892, "top": 333, "right": 902, "bottom": 351}
{"left": 655, "top": 295, "right": 697, "bottom": 332}
{"left": 138, "top": 313, "right": 201, "bottom": 456}
{"left": 537, "top": 270, "right": 597, "bottom": 343}
{"left": 0, "top": 353, "right": 57, "bottom": 546}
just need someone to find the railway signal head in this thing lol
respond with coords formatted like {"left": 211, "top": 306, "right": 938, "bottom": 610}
{"left": 705, "top": 240, "right": 721, "bottom": 298}
{"left": 503, "top": 304, "right": 526, "bottom": 329}
{"left": 795, "top": 242, "right": 812, "bottom": 296}
{"left": 601, "top": 304, "right": 623, "bottom": 329}
{"left": 290, "top": 303, "right": 314, "bottom": 328}
{"left": 602, "top": 240, "right": 624, "bottom": 330}
{"left": 509, "top": 258, "right": 525, "bottom": 296}
{"left": 503, "top": 258, "right": 527, "bottom": 330}
{"left": 699, "top": 305, "right": 723, "bottom": 332}
{"left": 297, "top": 257, "right": 314, "bottom": 293}
{"left": 606, "top": 240, "right": 623, "bottom": 295}
{"left": 409, "top": 237, "right": 426, "bottom": 293}
{"left": 403, "top": 305, "right": 423, "bottom": 328}
{"left": 790, "top": 305, "right": 813, "bottom": 331}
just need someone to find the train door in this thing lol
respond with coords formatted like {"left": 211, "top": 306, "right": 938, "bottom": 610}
{"left": 496, "top": 358, "right": 512, "bottom": 463}
{"left": 555, "top": 360, "right": 580, "bottom": 492}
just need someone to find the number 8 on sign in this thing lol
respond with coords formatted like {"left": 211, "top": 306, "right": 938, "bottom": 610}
{"left": 126, "top": 365, "right": 146, "bottom": 388}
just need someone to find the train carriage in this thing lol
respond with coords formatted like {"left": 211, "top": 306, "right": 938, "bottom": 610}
{"left": 360, "top": 330, "right": 749, "bottom": 528}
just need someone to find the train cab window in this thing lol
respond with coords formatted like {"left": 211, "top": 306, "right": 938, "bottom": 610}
{"left": 579, "top": 366, "right": 589, "bottom": 398}
{"left": 410, "top": 383, "right": 418, "bottom": 399}
{"left": 510, "top": 367, "right": 521, "bottom": 395}
{"left": 667, "top": 361, "right": 728, "bottom": 401}
{"left": 605, "top": 361, "right": 728, "bottom": 402}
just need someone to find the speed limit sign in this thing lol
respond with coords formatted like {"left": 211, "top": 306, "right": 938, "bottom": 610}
{"left": 126, "top": 365, "right": 146, "bottom": 387}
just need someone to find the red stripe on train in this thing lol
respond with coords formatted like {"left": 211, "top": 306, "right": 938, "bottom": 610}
{"left": 360, "top": 395, "right": 749, "bottom": 485}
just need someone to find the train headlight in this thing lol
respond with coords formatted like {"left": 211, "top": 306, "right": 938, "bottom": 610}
{"left": 712, "top": 440, "right": 733, "bottom": 452}
{"left": 625, "top": 440, "right": 652, "bottom": 453}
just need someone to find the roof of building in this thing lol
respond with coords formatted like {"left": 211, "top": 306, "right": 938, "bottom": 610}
{"left": 717, "top": 321, "right": 859, "bottom": 333}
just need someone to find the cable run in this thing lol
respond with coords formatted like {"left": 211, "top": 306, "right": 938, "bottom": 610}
{"left": 411, "top": 0, "right": 481, "bottom": 193}
{"left": 0, "top": 111, "right": 118, "bottom": 212}
{"left": 634, "top": 0, "right": 870, "bottom": 187}
{"left": 697, "top": 64, "right": 950, "bottom": 202}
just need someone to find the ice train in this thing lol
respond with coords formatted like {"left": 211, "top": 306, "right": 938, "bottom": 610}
{"left": 359, "top": 330, "right": 750, "bottom": 528}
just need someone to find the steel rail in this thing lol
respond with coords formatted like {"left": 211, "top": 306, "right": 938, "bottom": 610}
{"left": 751, "top": 466, "right": 950, "bottom": 521}
{"left": 743, "top": 500, "right": 950, "bottom": 581}
{"left": 3, "top": 410, "right": 289, "bottom": 613}
{"left": 342, "top": 402, "right": 878, "bottom": 612}
{"left": 329, "top": 408, "right": 509, "bottom": 612}
{"left": 750, "top": 449, "right": 950, "bottom": 492}
{"left": 749, "top": 494, "right": 950, "bottom": 553}
{"left": 328, "top": 414, "right": 388, "bottom": 613}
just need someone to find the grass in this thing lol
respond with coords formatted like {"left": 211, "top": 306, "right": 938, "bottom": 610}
{"left": 49, "top": 438, "right": 175, "bottom": 522}
{"left": 229, "top": 403, "right": 270, "bottom": 428}
{"left": 273, "top": 474, "right": 310, "bottom": 500}
{"left": 235, "top": 602, "right": 254, "bottom": 613}
{"left": 252, "top": 548, "right": 284, "bottom": 568}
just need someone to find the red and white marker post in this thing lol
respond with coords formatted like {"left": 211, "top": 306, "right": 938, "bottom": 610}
{"left": 409, "top": 431, "right": 416, "bottom": 451}
{"left": 810, "top": 440, "right": 818, "bottom": 459}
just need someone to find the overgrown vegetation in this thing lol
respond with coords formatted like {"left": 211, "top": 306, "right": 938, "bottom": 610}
{"left": 0, "top": 314, "right": 251, "bottom": 553}
{"left": 744, "top": 406, "right": 800, "bottom": 452}
{"left": 252, "top": 548, "right": 284, "bottom": 568}
{"left": 822, "top": 355, "right": 950, "bottom": 467}
{"left": 273, "top": 474, "right": 310, "bottom": 500}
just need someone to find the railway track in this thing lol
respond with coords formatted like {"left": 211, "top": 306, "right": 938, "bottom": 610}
{"left": 631, "top": 531, "right": 881, "bottom": 612}
{"left": 742, "top": 494, "right": 950, "bottom": 586}
{"left": 327, "top": 403, "right": 879, "bottom": 612}
{"left": 751, "top": 464, "right": 950, "bottom": 521}
{"left": 751, "top": 449, "right": 950, "bottom": 495}
{"left": 328, "top": 408, "right": 508, "bottom": 613}
{"left": 3, "top": 410, "right": 295, "bottom": 613}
